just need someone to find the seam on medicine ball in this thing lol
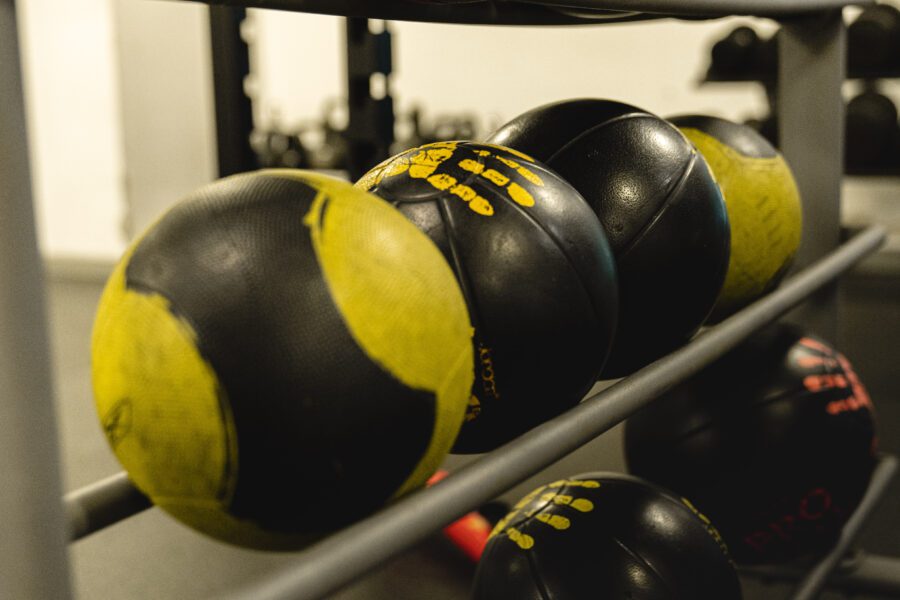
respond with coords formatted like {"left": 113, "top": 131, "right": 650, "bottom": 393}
{"left": 545, "top": 111, "right": 648, "bottom": 165}
{"left": 437, "top": 196, "right": 485, "bottom": 333}
{"left": 617, "top": 150, "right": 699, "bottom": 262}
{"left": 523, "top": 533, "right": 553, "bottom": 600}
{"left": 500, "top": 184, "right": 606, "bottom": 334}
{"left": 609, "top": 535, "right": 676, "bottom": 598}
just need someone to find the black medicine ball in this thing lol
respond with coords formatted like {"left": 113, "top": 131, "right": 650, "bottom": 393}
{"left": 473, "top": 473, "right": 742, "bottom": 600}
{"left": 625, "top": 323, "right": 878, "bottom": 564}
{"left": 358, "top": 141, "right": 619, "bottom": 453}
{"left": 488, "top": 99, "right": 730, "bottom": 378}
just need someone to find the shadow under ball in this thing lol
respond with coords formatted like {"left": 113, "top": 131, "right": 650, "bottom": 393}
{"left": 473, "top": 472, "right": 742, "bottom": 600}
{"left": 625, "top": 323, "right": 878, "bottom": 564}
{"left": 91, "top": 171, "right": 474, "bottom": 550}
{"left": 489, "top": 99, "right": 730, "bottom": 378}
{"left": 358, "top": 141, "right": 618, "bottom": 453}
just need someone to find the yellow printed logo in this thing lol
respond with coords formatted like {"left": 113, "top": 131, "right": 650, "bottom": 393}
{"left": 491, "top": 479, "right": 599, "bottom": 550}
{"left": 681, "top": 497, "right": 731, "bottom": 561}
{"left": 465, "top": 395, "right": 481, "bottom": 423}
{"left": 361, "top": 142, "right": 547, "bottom": 217}
{"left": 479, "top": 346, "right": 500, "bottom": 401}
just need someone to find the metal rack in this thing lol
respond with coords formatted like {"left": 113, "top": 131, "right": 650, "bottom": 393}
{"left": 1, "top": 1, "right": 896, "bottom": 598}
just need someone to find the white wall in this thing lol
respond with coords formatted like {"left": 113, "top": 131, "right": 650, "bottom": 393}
{"left": 112, "top": 0, "right": 217, "bottom": 240}
{"left": 18, "top": 0, "right": 127, "bottom": 262}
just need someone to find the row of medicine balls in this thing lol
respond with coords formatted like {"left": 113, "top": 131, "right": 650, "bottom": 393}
{"left": 91, "top": 98, "right": 803, "bottom": 550}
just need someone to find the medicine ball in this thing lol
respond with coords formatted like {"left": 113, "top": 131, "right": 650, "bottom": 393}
{"left": 670, "top": 115, "right": 802, "bottom": 322}
{"left": 488, "top": 99, "right": 730, "bottom": 378}
{"left": 472, "top": 473, "right": 742, "bottom": 600}
{"left": 357, "top": 141, "right": 618, "bottom": 453}
{"left": 710, "top": 25, "right": 761, "bottom": 78}
{"left": 91, "top": 170, "right": 474, "bottom": 550}
{"left": 625, "top": 323, "right": 878, "bottom": 564}
{"left": 845, "top": 89, "right": 900, "bottom": 172}
{"left": 848, "top": 4, "right": 900, "bottom": 75}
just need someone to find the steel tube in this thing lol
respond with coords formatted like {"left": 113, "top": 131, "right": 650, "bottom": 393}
{"left": 65, "top": 472, "right": 152, "bottom": 542}
{"left": 222, "top": 225, "right": 885, "bottom": 600}
{"left": 179, "top": 0, "right": 872, "bottom": 22}
{"left": 791, "top": 454, "right": 899, "bottom": 600}
{"left": 778, "top": 11, "right": 846, "bottom": 343}
{"left": 745, "top": 552, "right": 900, "bottom": 597}
{"left": 0, "top": 1, "right": 73, "bottom": 597}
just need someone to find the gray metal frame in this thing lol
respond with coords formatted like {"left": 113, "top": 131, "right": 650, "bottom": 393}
{"left": 65, "top": 473, "right": 151, "bottom": 542}
{"left": 178, "top": 0, "right": 874, "bottom": 24}
{"left": 791, "top": 455, "right": 899, "bottom": 600}
{"left": 744, "top": 552, "right": 900, "bottom": 597}
{"left": 0, "top": 1, "right": 73, "bottom": 598}
{"left": 778, "top": 11, "right": 846, "bottom": 343}
{"left": 3, "top": 1, "right": 895, "bottom": 598}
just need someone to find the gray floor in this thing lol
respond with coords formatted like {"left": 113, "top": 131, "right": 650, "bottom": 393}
{"left": 48, "top": 252, "right": 900, "bottom": 599}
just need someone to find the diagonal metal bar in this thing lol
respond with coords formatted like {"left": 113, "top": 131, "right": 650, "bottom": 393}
{"left": 790, "top": 454, "right": 899, "bottom": 600}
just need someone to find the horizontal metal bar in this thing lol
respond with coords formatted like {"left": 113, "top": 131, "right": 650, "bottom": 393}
{"left": 745, "top": 552, "right": 900, "bottom": 597}
{"left": 179, "top": 0, "right": 872, "bottom": 23}
{"left": 790, "top": 454, "right": 899, "bottom": 600}
{"left": 219, "top": 225, "right": 885, "bottom": 600}
{"left": 176, "top": 0, "right": 661, "bottom": 25}
{"left": 64, "top": 472, "right": 151, "bottom": 542}
{"left": 520, "top": 0, "right": 870, "bottom": 16}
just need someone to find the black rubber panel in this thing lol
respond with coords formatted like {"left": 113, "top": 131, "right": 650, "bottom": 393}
{"left": 625, "top": 323, "right": 878, "bottom": 564}
{"left": 473, "top": 472, "right": 742, "bottom": 599}
{"left": 489, "top": 99, "right": 730, "bottom": 377}
{"left": 360, "top": 141, "right": 619, "bottom": 453}
{"left": 126, "top": 173, "right": 435, "bottom": 531}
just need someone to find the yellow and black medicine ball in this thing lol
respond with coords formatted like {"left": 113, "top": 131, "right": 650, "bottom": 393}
{"left": 473, "top": 473, "right": 742, "bottom": 599}
{"left": 91, "top": 171, "right": 474, "bottom": 550}
{"left": 489, "top": 99, "right": 730, "bottom": 378}
{"left": 358, "top": 141, "right": 619, "bottom": 453}
{"left": 670, "top": 115, "right": 802, "bottom": 322}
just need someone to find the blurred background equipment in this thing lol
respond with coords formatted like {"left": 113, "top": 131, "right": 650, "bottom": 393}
{"left": 704, "top": 6, "right": 900, "bottom": 175}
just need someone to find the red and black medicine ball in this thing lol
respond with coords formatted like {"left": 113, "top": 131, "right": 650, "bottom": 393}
{"left": 357, "top": 141, "right": 619, "bottom": 453}
{"left": 625, "top": 323, "right": 878, "bottom": 564}
{"left": 488, "top": 99, "right": 730, "bottom": 378}
{"left": 473, "top": 473, "right": 742, "bottom": 600}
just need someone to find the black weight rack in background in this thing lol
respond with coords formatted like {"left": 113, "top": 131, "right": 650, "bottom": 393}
{"left": 2, "top": 1, "right": 899, "bottom": 599}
